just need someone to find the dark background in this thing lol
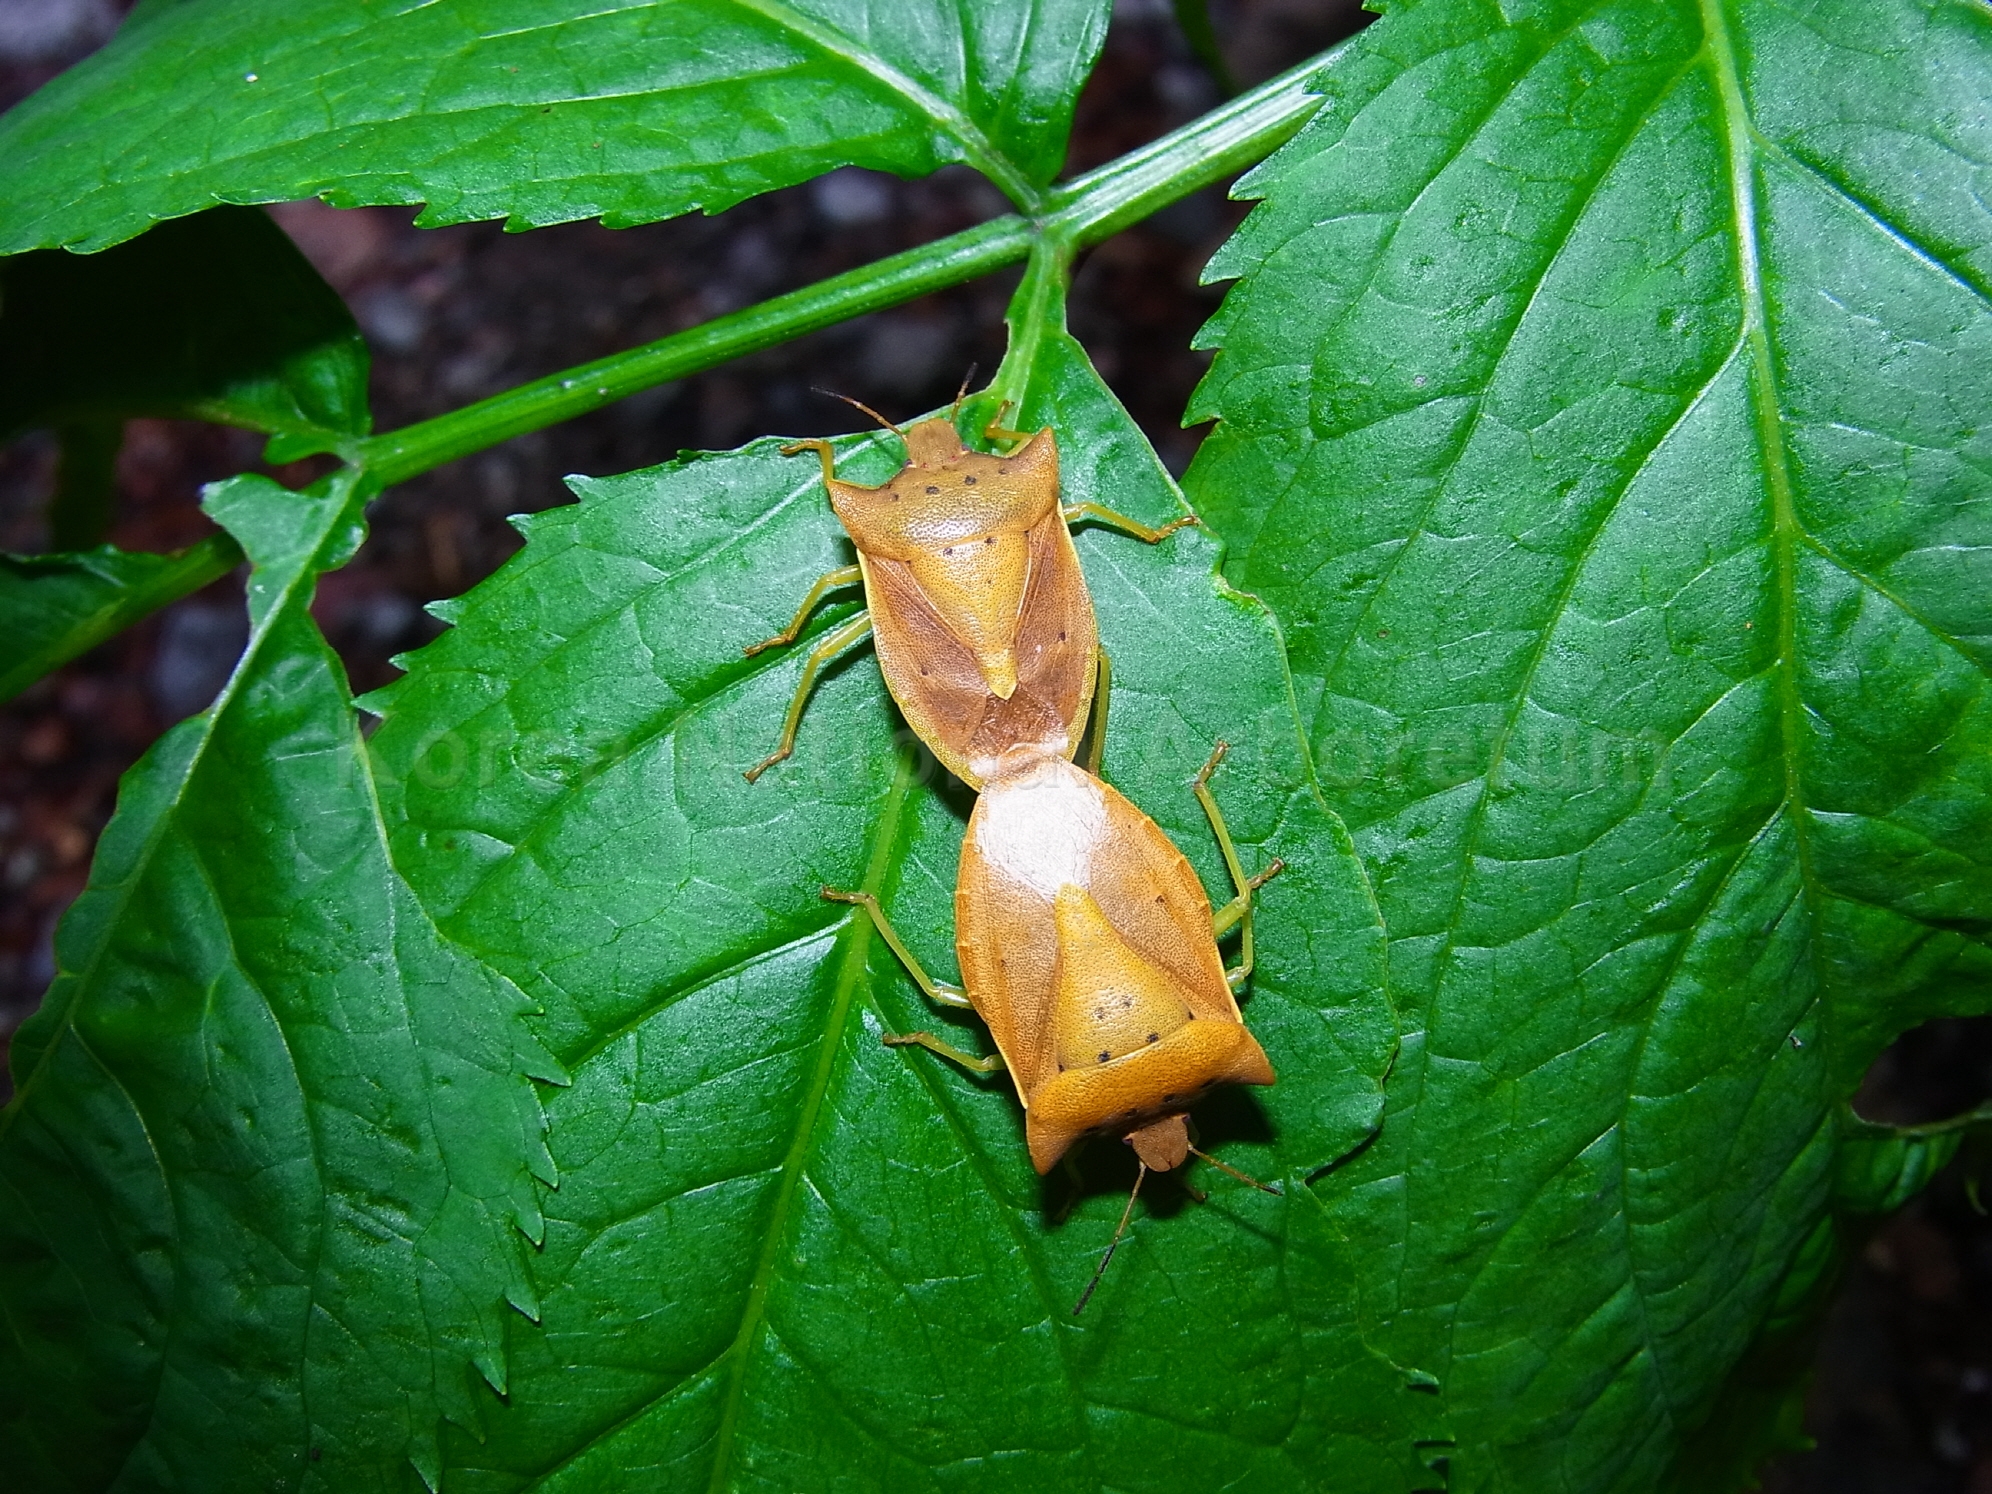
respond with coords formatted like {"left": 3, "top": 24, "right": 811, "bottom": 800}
{"left": 2, "top": 1, "right": 1988, "bottom": 1487}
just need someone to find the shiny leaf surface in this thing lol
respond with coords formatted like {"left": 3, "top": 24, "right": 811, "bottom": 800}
{"left": 0, "top": 0, "right": 1113, "bottom": 253}
{"left": 0, "top": 471, "right": 556, "bottom": 1492}
{"left": 1186, "top": 0, "right": 1992, "bottom": 1487}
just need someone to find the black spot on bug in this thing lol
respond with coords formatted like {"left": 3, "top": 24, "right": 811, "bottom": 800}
{"left": 985, "top": 536, "right": 995, "bottom": 545}
{"left": 1148, "top": 1033, "right": 1160, "bottom": 1044}
{"left": 1098, "top": 1050, "right": 1111, "bottom": 1064}
{"left": 943, "top": 547, "right": 954, "bottom": 556}
{"left": 1058, "top": 630, "right": 1066, "bottom": 641}
{"left": 964, "top": 476, "right": 978, "bottom": 485}
{"left": 926, "top": 485, "right": 939, "bottom": 494}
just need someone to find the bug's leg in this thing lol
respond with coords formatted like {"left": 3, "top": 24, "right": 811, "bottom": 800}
{"left": 820, "top": 889, "right": 973, "bottom": 1008}
{"left": 1186, "top": 1143, "right": 1280, "bottom": 1195}
{"left": 779, "top": 438, "right": 840, "bottom": 485}
{"left": 821, "top": 887, "right": 1005, "bottom": 1073}
{"left": 1063, "top": 501, "right": 1201, "bottom": 545}
{"left": 981, "top": 400, "right": 1035, "bottom": 450}
{"left": 742, "top": 564, "right": 863, "bottom": 657}
{"left": 1190, "top": 741, "right": 1286, "bottom": 990}
{"left": 743, "top": 612, "right": 873, "bottom": 782}
{"left": 1080, "top": 649, "right": 1112, "bottom": 777}
{"left": 881, "top": 1030, "right": 1008, "bottom": 1075}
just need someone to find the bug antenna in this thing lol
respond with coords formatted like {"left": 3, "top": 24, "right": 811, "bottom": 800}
{"left": 1186, "top": 1145, "right": 1281, "bottom": 1195}
{"left": 811, "top": 387, "right": 905, "bottom": 439}
{"left": 1073, "top": 1163, "right": 1147, "bottom": 1316}
{"left": 949, "top": 364, "right": 979, "bottom": 423}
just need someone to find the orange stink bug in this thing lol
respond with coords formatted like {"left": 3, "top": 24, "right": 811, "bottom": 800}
{"left": 825, "top": 741, "right": 1281, "bottom": 1308}
{"left": 743, "top": 387, "right": 1194, "bottom": 787}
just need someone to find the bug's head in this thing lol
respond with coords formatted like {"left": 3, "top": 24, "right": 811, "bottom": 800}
{"left": 900, "top": 416, "right": 969, "bottom": 467}
{"left": 1124, "top": 1115, "right": 1189, "bottom": 1171}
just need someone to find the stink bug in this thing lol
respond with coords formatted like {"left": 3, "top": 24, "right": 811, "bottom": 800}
{"left": 826, "top": 740, "right": 1280, "bottom": 1180}
{"left": 743, "top": 388, "right": 1195, "bottom": 787}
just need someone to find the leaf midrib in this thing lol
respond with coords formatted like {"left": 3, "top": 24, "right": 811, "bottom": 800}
{"left": 1700, "top": 0, "right": 1817, "bottom": 892}
{"left": 702, "top": 748, "right": 921, "bottom": 1494}
{"left": 724, "top": 0, "right": 1040, "bottom": 210}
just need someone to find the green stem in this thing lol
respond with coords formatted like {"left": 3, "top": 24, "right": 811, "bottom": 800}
{"left": 357, "top": 215, "right": 1034, "bottom": 487}
{"left": 354, "top": 44, "right": 1333, "bottom": 488}
{"left": 1043, "top": 46, "right": 1327, "bottom": 245}
{"left": 989, "top": 238, "right": 1075, "bottom": 420}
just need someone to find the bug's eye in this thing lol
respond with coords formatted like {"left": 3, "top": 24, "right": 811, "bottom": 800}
{"left": 926, "top": 485, "right": 939, "bottom": 494}
{"left": 964, "top": 476, "right": 978, "bottom": 485}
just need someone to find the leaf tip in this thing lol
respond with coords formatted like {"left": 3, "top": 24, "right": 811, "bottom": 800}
{"left": 505, "top": 1279, "right": 543, "bottom": 1325}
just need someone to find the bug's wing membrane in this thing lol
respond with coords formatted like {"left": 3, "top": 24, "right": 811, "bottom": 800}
{"left": 977, "top": 516, "right": 1097, "bottom": 769}
{"left": 862, "top": 552, "right": 994, "bottom": 784}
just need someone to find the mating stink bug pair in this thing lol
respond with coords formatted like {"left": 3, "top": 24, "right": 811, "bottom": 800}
{"left": 743, "top": 386, "right": 1281, "bottom": 1310}
{"left": 746, "top": 393, "right": 1189, "bottom": 787}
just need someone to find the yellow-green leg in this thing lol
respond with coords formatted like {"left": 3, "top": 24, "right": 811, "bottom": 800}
{"left": 743, "top": 564, "right": 863, "bottom": 657}
{"left": 1081, "top": 650, "right": 1112, "bottom": 777}
{"left": 1191, "top": 742, "right": 1285, "bottom": 990}
{"left": 883, "top": 1030, "right": 1007, "bottom": 1074}
{"left": 1063, "top": 501, "right": 1200, "bottom": 545}
{"left": 780, "top": 437, "right": 841, "bottom": 484}
{"left": 981, "top": 401, "right": 1035, "bottom": 451}
{"left": 743, "top": 612, "right": 873, "bottom": 782}
{"left": 821, "top": 889, "right": 1007, "bottom": 1074}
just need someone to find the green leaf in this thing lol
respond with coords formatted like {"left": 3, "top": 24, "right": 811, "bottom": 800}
{"left": 0, "top": 536, "right": 240, "bottom": 703}
{"left": 0, "top": 470, "right": 557, "bottom": 1492}
{"left": 359, "top": 293, "right": 1426, "bottom": 1486}
{"left": 0, "top": 0, "right": 1114, "bottom": 254}
{"left": 0, "top": 206, "right": 370, "bottom": 447}
{"left": 1185, "top": 0, "right": 1992, "bottom": 1488}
